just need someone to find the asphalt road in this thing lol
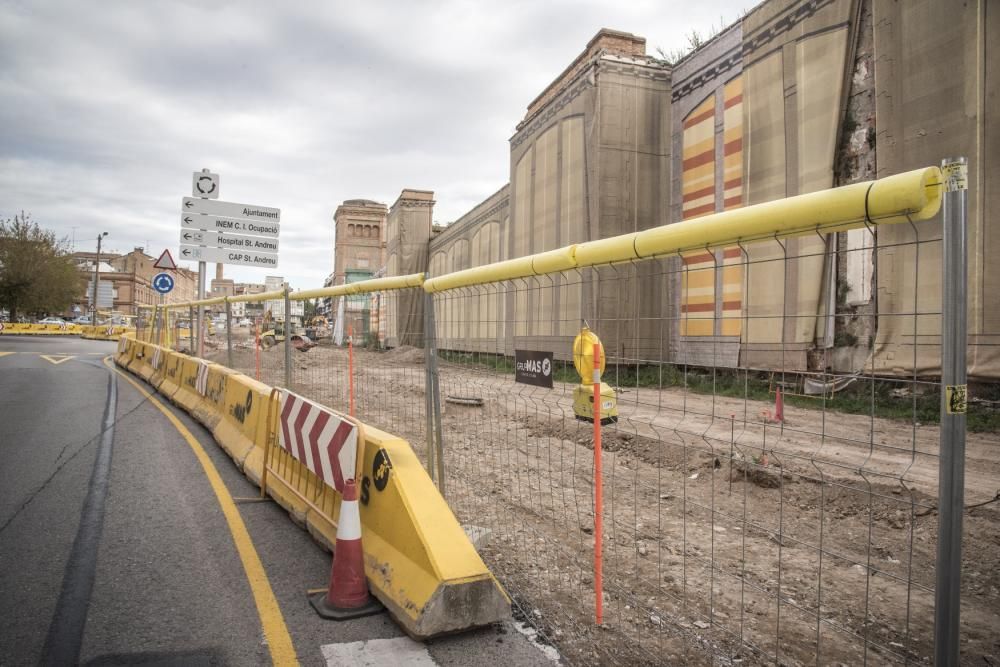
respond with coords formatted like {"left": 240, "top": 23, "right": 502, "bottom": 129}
{"left": 0, "top": 336, "right": 555, "bottom": 666}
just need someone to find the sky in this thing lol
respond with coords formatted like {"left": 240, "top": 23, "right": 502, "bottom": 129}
{"left": 0, "top": 0, "right": 754, "bottom": 292}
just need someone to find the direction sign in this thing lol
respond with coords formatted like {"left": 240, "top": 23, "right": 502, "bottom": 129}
{"left": 178, "top": 244, "right": 278, "bottom": 269}
{"left": 192, "top": 171, "right": 220, "bottom": 199}
{"left": 153, "top": 249, "right": 178, "bottom": 270}
{"left": 152, "top": 272, "right": 175, "bottom": 294}
{"left": 180, "top": 214, "right": 280, "bottom": 238}
{"left": 179, "top": 229, "right": 280, "bottom": 253}
{"left": 181, "top": 198, "right": 280, "bottom": 222}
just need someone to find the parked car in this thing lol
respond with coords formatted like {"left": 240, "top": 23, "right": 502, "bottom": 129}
{"left": 38, "top": 317, "right": 66, "bottom": 325}
{"left": 238, "top": 318, "right": 252, "bottom": 327}
{"left": 73, "top": 315, "right": 93, "bottom": 325}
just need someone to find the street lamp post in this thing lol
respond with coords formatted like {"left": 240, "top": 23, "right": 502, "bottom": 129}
{"left": 92, "top": 232, "right": 108, "bottom": 320}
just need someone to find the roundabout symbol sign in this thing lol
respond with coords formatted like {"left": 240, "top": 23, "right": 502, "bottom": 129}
{"left": 152, "top": 272, "right": 175, "bottom": 294}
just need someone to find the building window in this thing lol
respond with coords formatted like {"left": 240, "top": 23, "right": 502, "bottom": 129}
{"left": 348, "top": 224, "right": 355, "bottom": 236}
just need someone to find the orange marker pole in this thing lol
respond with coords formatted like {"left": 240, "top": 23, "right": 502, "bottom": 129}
{"left": 593, "top": 342, "right": 603, "bottom": 626}
{"left": 348, "top": 325, "right": 355, "bottom": 417}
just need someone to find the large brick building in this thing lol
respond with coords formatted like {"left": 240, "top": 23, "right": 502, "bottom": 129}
{"left": 331, "top": 4, "right": 998, "bottom": 379}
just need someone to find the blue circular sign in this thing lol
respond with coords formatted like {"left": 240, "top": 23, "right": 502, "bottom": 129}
{"left": 152, "top": 272, "right": 175, "bottom": 294}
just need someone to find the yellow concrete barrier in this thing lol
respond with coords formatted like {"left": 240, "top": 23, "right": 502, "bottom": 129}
{"left": 115, "top": 336, "right": 135, "bottom": 367}
{"left": 157, "top": 351, "right": 184, "bottom": 399}
{"left": 172, "top": 356, "right": 211, "bottom": 413}
{"left": 213, "top": 373, "right": 272, "bottom": 477}
{"left": 191, "top": 364, "right": 237, "bottom": 432}
{"left": 255, "top": 398, "right": 509, "bottom": 638}
{"left": 80, "top": 324, "right": 129, "bottom": 340}
{"left": 114, "top": 349, "right": 510, "bottom": 640}
{"left": 0, "top": 322, "right": 80, "bottom": 335}
{"left": 352, "top": 425, "right": 508, "bottom": 638}
{"left": 127, "top": 340, "right": 151, "bottom": 377}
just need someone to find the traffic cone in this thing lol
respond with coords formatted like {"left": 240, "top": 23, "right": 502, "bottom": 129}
{"left": 309, "top": 479, "right": 383, "bottom": 620}
{"left": 774, "top": 388, "right": 784, "bottom": 423}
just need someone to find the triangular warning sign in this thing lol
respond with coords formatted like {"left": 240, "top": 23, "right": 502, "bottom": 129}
{"left": 153, "top": 249, "right": 178, "bottom": 270}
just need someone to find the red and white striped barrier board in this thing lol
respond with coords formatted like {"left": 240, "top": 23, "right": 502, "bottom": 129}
{"left": 151, "top": 347, "right": 163, "bottom": 370}
{"left": 105, "top": 326, "right": 115, "bottom": 337}
{"left": 195, "top": 361, "right": 210, "bottom": 396}
{"left": 277, "top": 389, "right": 358, "bottom": 493}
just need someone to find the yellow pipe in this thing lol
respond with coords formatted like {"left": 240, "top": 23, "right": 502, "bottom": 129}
{"left": 227, "top": 289, "right": 286, "bottom": 305}
{"left": 424, "top": 166, "right": 942, "bottom": 292}
{"left": 291, "top": 273, "right": 424, "bottom": 301}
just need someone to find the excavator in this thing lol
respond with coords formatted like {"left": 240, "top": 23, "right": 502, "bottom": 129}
{"left": 259, "top": 309, "right": 315, "bottom": 351}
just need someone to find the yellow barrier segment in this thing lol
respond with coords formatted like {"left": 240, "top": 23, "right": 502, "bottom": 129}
{"left": 320, "top": 424, "right": 509, "bottom": 638}
{"left": 0, "top": 323, "right": 81, "bottom": 335}
{"left": 157, "top": 352, "right": 185, "bottom": 398}
{"left": 173, "top": 356, "right": 211, "bottom": 413}
{"left": 214, "top": 374, "right": 273, "bottom": 477}
{"left": 423, "top": 165, "right": 943, "bottom": 292}
{"left": 191, "top": 364, "right": 237, "bottom": 431}
{"left": 112, "top": 341, "right": 510, "bottom": 638}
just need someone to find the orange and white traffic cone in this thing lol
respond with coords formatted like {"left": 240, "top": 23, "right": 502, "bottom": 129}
{"left": 309, "top": 479, "right": 383, "bottom": 620}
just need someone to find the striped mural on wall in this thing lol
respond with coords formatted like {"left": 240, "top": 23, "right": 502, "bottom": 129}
{"left": 680, "top": 96, "right": 717, "bottom": 337}
{"left": 721, "top": 77, "right": 744, "bottom": 337}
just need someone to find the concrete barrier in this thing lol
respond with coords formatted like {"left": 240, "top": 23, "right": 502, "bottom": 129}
{"left": 126, "top": 340, "right": 149, "bottom": 376}
{"left": 173, "top": 356, "right": 211, "bottom": 413}
{"left": 310, "top": 423, "right": 509, "bottom": 638}
{"left": 157, "top": 352, "right": 184, "bottom": 400}
{"left": 213, "top": 373, "right": 273, "bottom": 477}
{"left": 0, "top": 322, "right": 80, "bottom": 335}
{"left": 113, "top": 351, "right": 509, "bottom": 640}
{"left": 191, "top": 364, "right": 237, "bottom": 432}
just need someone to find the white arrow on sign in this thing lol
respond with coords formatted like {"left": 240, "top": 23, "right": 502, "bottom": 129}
{"left": 180, "top": 214, "right": 280, "bottom": 238}
{"left": 179, "top": 244, "right": 278, "bottom": 269}
{"left": 180, "top": 229, "right": 280, "bottom": 253}
{"left": 181, "top": 197, "right": 280, "bottom": 222}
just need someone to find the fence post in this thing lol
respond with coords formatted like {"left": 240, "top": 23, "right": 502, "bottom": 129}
{"left": 284, "top": 284, "right": 292, "bottom": 389}
{"left": 423, "top": 290, "right": 437, "bottom": 484}
{"left": 934, "top": 156, "right": 968, "bottom": 667}
{"left": 225, "top": 298, "right": 233, "bottom": 369}
{"left": 428, "top": 292, "right": 444, "bottom": 495}
{"left": 189, "top": 305, "right": 195, "bottom": 355}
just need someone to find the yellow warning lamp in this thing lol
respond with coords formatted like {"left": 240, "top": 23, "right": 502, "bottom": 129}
{"left": 572, "top": 327, "right": 618, "bottom": 424}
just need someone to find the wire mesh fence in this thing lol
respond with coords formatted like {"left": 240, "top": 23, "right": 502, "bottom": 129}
{"left": 152, "top": 164, "right": 995, "bottom": 665}
{"left": 435, "top": 241, "right": 968, "bottom": 664}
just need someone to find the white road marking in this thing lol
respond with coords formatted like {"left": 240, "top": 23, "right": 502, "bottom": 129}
{"left": 321, "top": 636, "right": 438, "bottom": 666}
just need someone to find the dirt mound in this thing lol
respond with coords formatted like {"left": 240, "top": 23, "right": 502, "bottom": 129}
{"left": 383, "top": 345, "right": 424, "bottom": 364}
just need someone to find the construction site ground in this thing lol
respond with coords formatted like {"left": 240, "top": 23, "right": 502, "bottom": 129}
{"left": 206, "top": 334, "right": 1000, "bottom": 666}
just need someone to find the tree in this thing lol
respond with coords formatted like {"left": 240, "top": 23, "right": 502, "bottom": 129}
{"left": 0, "top": 212, "right": 83, "bottom": 321}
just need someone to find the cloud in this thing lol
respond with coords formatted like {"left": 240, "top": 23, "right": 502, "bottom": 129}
{"left": 0, "top": 0, "right": 751, "bottom": 290}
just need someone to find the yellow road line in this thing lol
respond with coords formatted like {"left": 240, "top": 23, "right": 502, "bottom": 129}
{"left": 103, "top": 357, "right": 299, "bottom": 666}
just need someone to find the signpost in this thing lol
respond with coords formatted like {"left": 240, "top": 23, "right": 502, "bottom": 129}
{"left": 180, "top": 214, "right": 279, "bottom": 237}
{"left": 192, "top": 171, "right": 220, "bottom": 199}
{"left": 179, "top": 229, "right": 279, "bottom": 252}
{"left": 152, "top": 272, "right": 174, "bottom": 294}
{"left": 178, "top": 245, "right": 278, "bottom": 268}
{"left": 180, "top": 169, "right": 281, "bottom": 356}
{"left": 153, "top": 249, "right": 178, "bottom": 270}
{"left": 181, "top": 197, "right": 280, "bottom": 222}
